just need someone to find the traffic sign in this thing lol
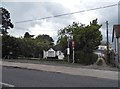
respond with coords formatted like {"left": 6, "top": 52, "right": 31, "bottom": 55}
{"left": 67, "top": 48, "right": 70, "bottom": 55}
{"left": 72, "top": 41, "right": 75, "bottom": 49}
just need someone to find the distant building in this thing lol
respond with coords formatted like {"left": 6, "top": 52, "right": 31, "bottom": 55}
{"left": 98, "top": 43, "right": 107, "bottom": 50}
{"left": 43, "top": 47, "right": 64, "bottom": 60}
{"left": 94, "top": 42, "right": 112, "bottom": 57}
{"left": 94, "top": 50, "right": 105, "bottom": 57}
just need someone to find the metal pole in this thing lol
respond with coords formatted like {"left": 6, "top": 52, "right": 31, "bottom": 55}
{"left": 67, "top": 37, "right": 70, "bottom": 62}
{"left": 72, "top": 39, "right": 75, "bottom": 63}
{"left": 72, "top": 48, "right": 75, "bottom": 63}
{"left": 106, "top": 21, "right": 109, "bottom": 63}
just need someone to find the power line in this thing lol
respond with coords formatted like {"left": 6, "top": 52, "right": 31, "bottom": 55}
{"left": 14, "top": 26, "right": 58, "bottom": 31}
{"left": 14, "top": 22, "right": 106, "bottom": 31}
{"left": 15, "top": 3, "right": 119, "bottom": 24}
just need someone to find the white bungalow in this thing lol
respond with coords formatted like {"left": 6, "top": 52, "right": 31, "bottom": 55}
{"left": 43, "top": 48, "right": 64, "bottom": 60}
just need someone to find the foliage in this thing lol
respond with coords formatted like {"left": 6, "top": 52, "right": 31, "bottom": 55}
{"left": 24, "top": 32, "right": 34, "bottom": 38}
{"left": 35, "top": 34, "right": 54, "bottom": 49}
{"left": 2, "top": 34, "right": 54, "bottom": 59}
{"left": 0, "top": 7, "right": 14, "bottom": 35}
{"left": 57, "top": 19, "right": 102, "bottom": 64}
{"left": 2, "top": 35, "right": 20, "bottom": 58}
{"left": 75, "top": 51, "right": 98, "bottom": 65}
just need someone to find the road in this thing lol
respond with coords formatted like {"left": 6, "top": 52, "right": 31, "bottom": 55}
{"left": 2, "top": 66, "right": 118, "bottom": 87}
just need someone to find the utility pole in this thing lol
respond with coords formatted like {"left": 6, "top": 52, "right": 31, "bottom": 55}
{"left": 67, "top": 35, "right": 70, "bottom": 62}
{"left": 106, "top": 21, "right": 109, "bottom": 63}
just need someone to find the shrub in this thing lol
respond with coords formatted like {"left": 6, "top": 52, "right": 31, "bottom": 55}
{"left": 75, "top": 51, "right": 98, "bottom": 65}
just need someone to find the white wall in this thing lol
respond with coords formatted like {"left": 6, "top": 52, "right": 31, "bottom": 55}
{"left": 98, "top": 45, "right": 107, "bottom": 50}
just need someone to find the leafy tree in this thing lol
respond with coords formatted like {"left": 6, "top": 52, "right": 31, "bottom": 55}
{"left": 0, "top": 7, "right": 14, "bottom": 35}
{"left": 24, "top": 32, "right": 34, "bottom": 38}
{"left": 19, "top": 38, "right": 36, "bottom": 57}
{"left": 57, "top": 19, "right": 102, "bottom": 64}
{"left": 18, "top": 34, "right": 54, "bottom": 58}
{"left": 34, "top": 34, "right": 54, "bottom": 57}
{"left": 35, "top": 34, "right": 54, "bottom": 48}
{"left": 2, "top": 35, "right": 20, "bottom": 58}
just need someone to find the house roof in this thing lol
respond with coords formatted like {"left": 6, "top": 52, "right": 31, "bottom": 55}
{"left": 48, "top": 48, "right": 55, "bottom": 51}
{"left": 44, "top": 45, "right": 63, "bottom": 51}
{"left": 112, "top": 25, "right": 120, "bottom": 42}
{"left": 52, "top": 44, "right": 62, "bottom": 51}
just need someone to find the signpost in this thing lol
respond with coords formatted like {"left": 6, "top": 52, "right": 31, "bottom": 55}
{"left": 72, "top": 41, "right": 75, "bottom": 63}
{"left": 66, "top": 31, "right": 75, "bottom": 63}
{"left": 67, "top": 38, "right": 70, "bottom": 62}
{"left": 67, "top": 48, "right": 70, "bottom": 55}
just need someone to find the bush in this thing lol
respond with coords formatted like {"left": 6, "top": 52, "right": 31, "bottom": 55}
{"left": 75, "top": 51, "right": 98, "bottom": 65}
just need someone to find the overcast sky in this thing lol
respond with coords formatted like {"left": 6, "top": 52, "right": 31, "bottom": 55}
{"left": 1, "top": 0, "right": 119, "bottom": 44}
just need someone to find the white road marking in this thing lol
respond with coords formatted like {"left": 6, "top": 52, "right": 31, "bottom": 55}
{"left": 0, "top": 82, "right": 15, "bottom": 87}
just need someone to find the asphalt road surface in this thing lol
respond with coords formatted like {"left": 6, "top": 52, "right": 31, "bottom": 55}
{"left": 2, "top": 66, "right": 118, "bottom": 87}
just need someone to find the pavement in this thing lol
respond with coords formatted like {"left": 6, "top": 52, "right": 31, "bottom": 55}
{"left": 0, "top": 60, "right": 118, "bottom": 80}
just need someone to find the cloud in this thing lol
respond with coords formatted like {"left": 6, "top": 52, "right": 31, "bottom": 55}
{"left": 28, "top": 20, "right": 59, "bottom": 44}
{"left": 29, "top": 20, "right": 56, "bottom": 36}
{"left": 1, "top": 0, "right": 120, "bottom": 43}
{"left": 2, "top": 2, "right": 75, "bottom": 41}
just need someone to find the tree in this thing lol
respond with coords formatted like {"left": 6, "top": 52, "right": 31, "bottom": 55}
{"left": 19, "top": 34, "right": 54, "bottom": 58}
{"left": 0, "top": 7, "right": 14, "bottom": 35}
{"left": 34, "top": 34, "right": 54, "bottom": 57}
{"left": 2, "top": 31, "right": 55, "bottom": 58}
{"left": 2, "top": 35, "right": 20, "bottom": 58}
{"left": 20, "top": 38, "right": 36, "bottom": 57}
{"left": 24, "top": 32, "right": 34, "bottom": 38}
{"left": 35, "top": 34, "right": 54, "bottom": 48}
{"left": 57, "top": 19, "right": 102, "bottom": 64}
